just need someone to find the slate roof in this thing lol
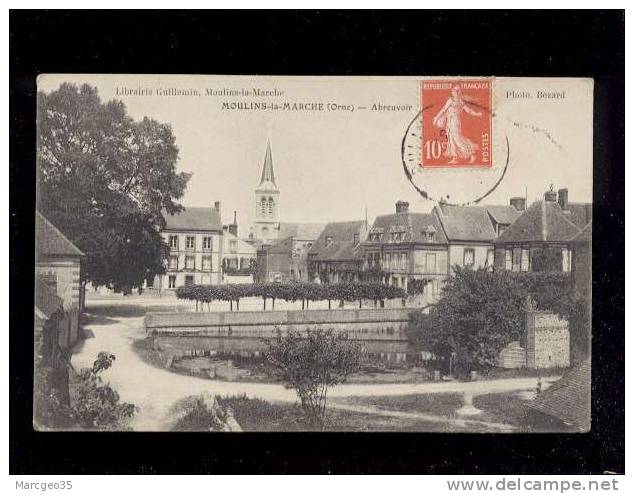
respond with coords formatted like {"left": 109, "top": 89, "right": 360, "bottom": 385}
{"left": 277, "top": 222, "right": 325, "bottom": 241}
{"left": 571, "top": 221, "right": 592, "bottom": 244}
{"left": 527, "top": 360, "right": 591, "bottom": 432}
{"left": 264, "top": 237, "right": 294, "bottom": 254}
{"left": 486, "top": 205, "right": 523, "bottom": 226}
{"left": 494, "top": 200, "right": 590, "bottom": 244}
{"left": 35, "top": 211, "right": 84, "bottom": 259}
{"left": 369, "top": 212, "right": 448, "bottom": 244}
{"left": 163, "top": 207, "right": 223, "bottom": 232}
{"left": 309, "top": 220, "right": 366, "bottom": 256}
{"left": 314, "top": 240, "right": 363, "bottom": 262}
{"left": 35, "top": 276, "right": 64, "bottom": 320}
{"left": 434, "top": 205, "right": 497, "bottom": 242}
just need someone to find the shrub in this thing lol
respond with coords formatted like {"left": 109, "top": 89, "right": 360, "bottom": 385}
{"left": 406, "top": 267, "right": 575, "bottom": 375}
{"left": 265, "top": 328, "right": 362, "bottom": 428}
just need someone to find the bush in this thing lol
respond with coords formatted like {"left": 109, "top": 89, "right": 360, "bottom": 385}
{"left": 406, "top": 267, "right": 575, "bottom": 375}
{"left": 265, "top": 328, "right": 362, "bottom": 428}
{"left": 35, "top": 351, "right": 137, "bottom": 430}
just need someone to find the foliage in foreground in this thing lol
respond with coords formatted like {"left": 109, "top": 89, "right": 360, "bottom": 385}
{"left": 176, "top": 281, "right": 406, "bottom": 311}
{"left": 34, "top": 352, "right": 137, "bottom": 430}
{"left": 265, "top": 328, "right": 362, "bottom": 428}
{"left": 406, "top": 267, "right": 586, "bottom": 374}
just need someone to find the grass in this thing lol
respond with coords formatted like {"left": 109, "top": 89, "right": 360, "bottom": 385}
{"left": 473, "top": 392, "right": 530, "bottom": 427}
{"left": 213, "top": 394, "right": 468, "bottom": 432}
{"left": 331, "top": 393, "right": 464, "bottom": 416}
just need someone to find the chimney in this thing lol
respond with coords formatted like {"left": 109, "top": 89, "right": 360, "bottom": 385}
{"left": 558, "top": 188, "right": 569, "bottom": 211}
{"left": 214, "top": 201, "right": 221, "bottom": 215}
{"left": 228, "top": 210, "right": 238, "bottom": 236}
{"left": 509, "top": 197, "right": 526, "bottom": 211}
{"left": 544, "top": 189, "right": 557, "bottom": 202}
{"left": 395, "top": 200, "right": 409, "bottom": 213}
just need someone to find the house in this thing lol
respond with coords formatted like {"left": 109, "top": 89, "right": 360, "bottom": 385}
{"left": 525, "top": 360, "right": 591, "bottom": 432}
{"left": 433, "top": 201, "right": 523, "bottom": 273}
{"left": 154, "top": 204, "right": 224, "bottom": 289}
{"left": 493, "top": 188, "right": 592, "bottom": 272}
{"left": 35, "top": 211, "right": 84, "bottom": 347}
{"left": 308, "top": 220, "right": 369, "bottom": 284}
{"left": 571, "top": 221, "right": 592, "bottom": 299}
{"left": 362, "top": 201, "right": 448, "bottom": 303}
{"left": 255, "top": 221, "right": 325, "bottom": 283}
{"left": 222, "top": 230, "right": 257, "bottom": 283}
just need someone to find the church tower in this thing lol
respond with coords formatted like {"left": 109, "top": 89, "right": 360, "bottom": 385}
{"left": 254, "top": 139, "right": 280, "bottom": 243}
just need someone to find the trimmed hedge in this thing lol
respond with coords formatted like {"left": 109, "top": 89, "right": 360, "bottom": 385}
{"left": 176, "top": 281, "right": 406, "bottom": 311}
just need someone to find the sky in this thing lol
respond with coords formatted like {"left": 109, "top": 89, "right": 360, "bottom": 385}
{"left": 38, "top": 75, "right": 594, "bottom": 234}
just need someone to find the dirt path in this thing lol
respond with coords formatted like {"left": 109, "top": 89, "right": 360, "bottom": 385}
{"left": 72, "top": 311, "right": 559, "bottom": 431}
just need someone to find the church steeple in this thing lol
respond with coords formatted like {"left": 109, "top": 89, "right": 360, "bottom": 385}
{"left": 254, "top": 139, "right": 280, "bottom": 243}
{"left": 258, "top": 139, "right": 277, "bottom": 189}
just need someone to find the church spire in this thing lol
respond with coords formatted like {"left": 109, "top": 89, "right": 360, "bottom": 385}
{"left": 258, "top": 139, "right": 277, "bottom": 188}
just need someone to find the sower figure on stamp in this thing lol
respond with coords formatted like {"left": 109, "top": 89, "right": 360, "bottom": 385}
{"left": 432, "top": 85, "right": 483, "bottom": 164}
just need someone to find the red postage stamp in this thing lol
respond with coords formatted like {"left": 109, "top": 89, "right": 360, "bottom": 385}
{"left": 421, "top": 79, "right": 492, "bottom": 168}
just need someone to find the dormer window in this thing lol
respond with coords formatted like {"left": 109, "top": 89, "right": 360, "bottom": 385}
{"left": 325, "top": 235, "right": 333, "bottom": 246}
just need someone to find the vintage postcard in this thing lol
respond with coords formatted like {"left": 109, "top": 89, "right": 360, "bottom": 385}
{"left": 34, "top": 75, "right": 592, "bottom": 432}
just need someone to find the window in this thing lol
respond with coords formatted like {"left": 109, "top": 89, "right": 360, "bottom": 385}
{"left": 267, "top": 197, "right": 274, "bottom": 215}
{"left": 168, "top": 255, "right": 178, "bottom": 270}
{"left": 203, "top": 236, "right": 213, "bottom": 250}
{"left": 512, "top": 249, "right": 521, "bottom": 272}
{"left": 426, "top": 253, "right": 437, "bottom": 273}
{"left": 428, "top": 231, "right": 435, "bottom": 242}
{"left": 400, "top": 252, "right": 407, "bottom": 269}
{"left": 498, "top": 225, "right": 507, "bottom": 237}
{"left": 168, "top": 275, "right": 177, "bottom": 289}
{"left": 185, "top": 255, "right": 195, "bottom": 270}
{"left": 186, "top": 236, "right": 195, "bottom": 250}
{"left": 185, "top": 275, "right": 194, "bottom": 286}
{"left": 521, "top": 249, "right": 530, "bottom": 272}
{"left": 40, "top": 272, "right": 58, "bottom": 293}
{"left": 562, "top": 248, "right": 571, "bottom": 272}
{"left": 325, "top": 235, "right": 333, "bottom": 246}
{"left": 202, "top": 256, "right": 212, "bottom": 271}
{"left": 260, "top": 197, "right": 267, "bottom": 215}
{"left": 486, "top": 249, "right": 494, "bottom": 270}
{"left": 463, "top": 248, "right": 475, "bottom": 267}
{"left": 505, "top": 249, "right": 513, "bottom": 271}
{"left": 229, "top": 240, "right": 237, "bottom": 253}
{"left": 169, "top": 235, "right": 178, "bottom": 249}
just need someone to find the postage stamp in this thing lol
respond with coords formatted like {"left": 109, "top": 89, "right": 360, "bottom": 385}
{"left": 421, "top": 79, "right": 492, "bottom": 168}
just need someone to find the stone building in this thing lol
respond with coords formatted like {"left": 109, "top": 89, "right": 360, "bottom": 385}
{"left": 493, "top": 188, "right": 592, "bottom": 272}
{"left": 154, "top": 204, "right": 224, "bottom": 289}
{"left": 433, "top": 201, "right": 523, "bottom": 274}
{"left": 308, "top": 220, "right": 368, "bottom": 283}
{"left": 362, "top": 201, "right": 448, "bottom": 303}
{"left": 255, "top": 222, "right": 325, "bottom": 283}
{"left": 35, "top": 211, "right": 84, "bottom": 347}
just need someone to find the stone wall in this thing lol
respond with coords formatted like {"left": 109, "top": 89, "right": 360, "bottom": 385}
{"left": 145, "top": 307, "right": 413, "bottom": 361}
{"left": 525, "top": 310, "right": 570, "bottom": 369}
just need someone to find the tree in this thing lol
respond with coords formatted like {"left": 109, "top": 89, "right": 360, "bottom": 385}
{"left": 265, "top": 328, "right": 362, "bottom": 428}
{"left": 406, "top": 267, "right": 571, "bottom": 375}
{"left": 37, "top": 83, "right": 190, "bottom": 293}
